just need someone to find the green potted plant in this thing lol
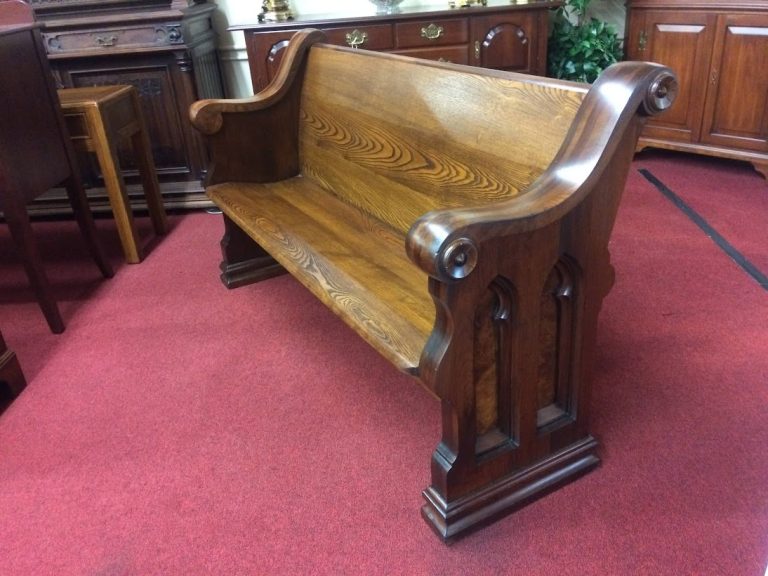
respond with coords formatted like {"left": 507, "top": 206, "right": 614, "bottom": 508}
{"left": 548, "top": 0, "right": 623, "bottom": 83}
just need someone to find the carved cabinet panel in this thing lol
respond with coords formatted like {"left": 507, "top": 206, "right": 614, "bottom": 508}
{"left": 236, "top": 1, "right": 559, "bottom": 93}
{"left": 626, "top": 0, "right": 768, "bottom": 177}
{"left": 55, "top": 56, "right": 203, "bottom": 177}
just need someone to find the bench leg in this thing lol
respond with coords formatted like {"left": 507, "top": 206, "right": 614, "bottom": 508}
{"left": 218, "top": 214, "right": 285, "bottom": 289}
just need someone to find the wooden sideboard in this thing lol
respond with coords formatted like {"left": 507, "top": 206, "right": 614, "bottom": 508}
{"left": 28, "top": 0, "right": 224, "bottom": 215}
{"left": 233, "top": 0, "right": 562, "bottom": 93}
{"left": 625, "top": 0, "right": 768, "bottom": 178}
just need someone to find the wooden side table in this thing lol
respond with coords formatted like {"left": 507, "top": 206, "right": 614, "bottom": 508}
{"left": 58, "top": 85, "right": 168, "bottom": 263}
{"left": 0, "top": 330, "right": 26, "bottom": 400}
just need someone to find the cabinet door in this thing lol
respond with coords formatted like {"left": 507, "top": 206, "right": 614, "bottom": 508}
{"left": 627, "top": 9, "right": 716, "bottom": 144}
{"left": 471, "top": 12, "right": 542, "bottom": 74}
{"left": 700, "top": 13, "right": 768, "bottom": 153}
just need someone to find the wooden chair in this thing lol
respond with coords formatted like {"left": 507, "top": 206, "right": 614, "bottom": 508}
{"left": 0, "top": 1, "right": 113, "bottom": 333}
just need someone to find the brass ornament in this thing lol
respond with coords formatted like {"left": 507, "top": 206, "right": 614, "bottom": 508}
{"left": 258, "top": 0, "right": 293, "bottom": 23}
{"left": 421, "top": 23, "right": 444, "bottom": 40}
{"left": 345, "top": 29, "right": 368, "bottom": 49}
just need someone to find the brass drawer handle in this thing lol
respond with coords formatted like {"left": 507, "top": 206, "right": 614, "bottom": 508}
{"left": 421, "top": 23, "right": 444, "bottom": 40}
{"left": 95, "top": 35, "right": 118, "bottom": 47}
{"left": 345, "top": 29, "right": 368, "bottom": 48}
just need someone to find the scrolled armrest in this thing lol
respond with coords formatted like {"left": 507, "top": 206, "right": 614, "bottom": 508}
{"left": 406, "top": 62, "right": 677, "bottom": 282}
{"left": 189, "top": 29, "right": 327, "bottom": 185}
{"left": 189, "top": 29, "right": 327, "bottom": 135}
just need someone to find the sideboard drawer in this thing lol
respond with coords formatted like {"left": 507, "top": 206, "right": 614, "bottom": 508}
{"left": 393, "top": 45, "right": 470, "bottom": 65}
{"left": 395, "top": 18, "right": 469, "bottom": 48}
{"left": 323, "top": 24, "right": 394, "bottom": 50}
{"left": 42, "top": 23, "right": 185, "bottom": 56}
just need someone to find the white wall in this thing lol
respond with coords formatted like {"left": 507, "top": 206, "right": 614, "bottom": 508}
{"left": 211, "top": 0, "right": 625, "bottom": 98}
{"left": 210, "top": 0, "right": 254, "bottom": 98}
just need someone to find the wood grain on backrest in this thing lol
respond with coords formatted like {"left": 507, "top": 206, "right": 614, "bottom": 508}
{"left": 299, "top": 45, "right": 587, "bottom": 235}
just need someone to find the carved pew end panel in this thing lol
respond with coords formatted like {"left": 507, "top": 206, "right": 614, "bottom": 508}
{"left": 421, "top": 250, "right": 600, "bottom": 541}
{"left": 470, "top": 259, "right": 583, "bottom": 456}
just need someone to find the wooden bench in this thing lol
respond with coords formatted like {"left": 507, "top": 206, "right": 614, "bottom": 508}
{"left": 190, "top": 30, "right": 677, "bottom": 540}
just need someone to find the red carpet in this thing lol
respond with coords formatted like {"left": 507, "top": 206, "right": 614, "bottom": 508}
{"left": 1, "top": 154, "right": 766, "bottom": 575}
{"left": 635, "top": 150, "right": 768, "bottom": 275}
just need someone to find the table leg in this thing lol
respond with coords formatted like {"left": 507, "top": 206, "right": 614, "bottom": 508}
{"left": 130, "top": 90, "right": 167, "bottom": 236}
{"left": 90, "top": 113, "right": 142, "bottom": 264}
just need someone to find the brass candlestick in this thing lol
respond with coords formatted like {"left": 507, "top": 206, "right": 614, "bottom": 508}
{"left": 258, "top": 0, "right": 293, "bottom": 23}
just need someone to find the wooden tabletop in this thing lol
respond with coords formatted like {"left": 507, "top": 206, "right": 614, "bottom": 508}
{"left": 57, "top": 85, "right": 133, "bottom": 108}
